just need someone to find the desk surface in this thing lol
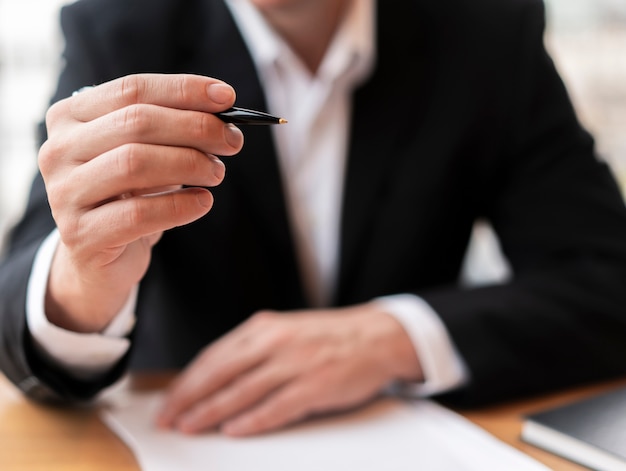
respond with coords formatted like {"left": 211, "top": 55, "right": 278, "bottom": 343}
{"left": 2, "top": 372, "right": 625, "bottom": 471}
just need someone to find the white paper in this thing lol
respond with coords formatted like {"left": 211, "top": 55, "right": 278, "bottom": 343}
{"left": 101, "top": 391, "right": 551, "bottom": 471}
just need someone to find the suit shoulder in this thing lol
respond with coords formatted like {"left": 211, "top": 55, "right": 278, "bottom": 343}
{"left": 414, "top": 0, "right": 547, "bottom": 49}
{"left": 454, "top": 0, "right": 545, "bottom": 30}
{"left": 58, "top": 0, "right": 211, "bottom": 75}
{"left": 60, "top": 0, "right": 200, "bottom": 43}
{"left": 61, "top": 0, "right": 179, "bottom": 22}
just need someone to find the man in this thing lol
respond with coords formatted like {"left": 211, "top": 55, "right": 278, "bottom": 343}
{"left": 2, "top": 0, "right": 626, "bottom": 437}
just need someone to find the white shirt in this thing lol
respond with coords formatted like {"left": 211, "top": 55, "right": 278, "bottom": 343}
{"left": 26, "top": 0, "right": 468, "bottom": 394}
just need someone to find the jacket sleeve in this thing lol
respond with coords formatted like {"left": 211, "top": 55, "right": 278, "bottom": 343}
{"left": 423, "top": 0, "right": 626, "bottom": 407}
{"left": 0, "top": 0, "right": 205, "bottom": 403}
{"left": 0, "top": 0, "right": 137, "bottom": 404}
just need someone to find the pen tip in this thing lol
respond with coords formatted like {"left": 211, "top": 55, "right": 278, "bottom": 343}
{"left": 279, "top": 118, "right": 288, "bottom": 124}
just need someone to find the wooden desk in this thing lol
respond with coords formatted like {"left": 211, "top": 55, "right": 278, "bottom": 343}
{"left": 1, "top": 372, "right": 625, "bottom": 471}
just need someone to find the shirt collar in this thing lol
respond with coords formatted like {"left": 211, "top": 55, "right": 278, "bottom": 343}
{"left": 225, "top": 0, "right": 376, "bottom": 84}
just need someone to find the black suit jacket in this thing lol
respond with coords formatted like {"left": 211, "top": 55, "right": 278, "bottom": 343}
{"left": 2, "top": 0, "right": 626, "bottom": 406}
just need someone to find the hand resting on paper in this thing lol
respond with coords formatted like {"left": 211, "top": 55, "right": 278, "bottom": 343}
{"left": 156, "top": 303, "right": 423, "bottom": 437}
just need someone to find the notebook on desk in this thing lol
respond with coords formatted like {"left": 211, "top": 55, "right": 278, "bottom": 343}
{"left": 521, "top": 386, "right": 626, "bottom": 471}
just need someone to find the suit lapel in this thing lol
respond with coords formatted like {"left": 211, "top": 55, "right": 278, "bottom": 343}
{"left": 172, "top": 1, "right": 432, "bottom": 308}
{"left": 176, "top": 0, "right": 307, "bottom": 308}
{"left": 337, "top": 1, "right": 432, "bottom": 303}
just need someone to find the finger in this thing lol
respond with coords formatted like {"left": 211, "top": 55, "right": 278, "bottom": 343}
{"left": 221, "top": 378, "right": 319, "bottom": 437}
{"left": 172, "top": 361, "right": 297, "bottom": 434}
{"left": 221, "top": 356, "right": 388, "bottom": 437}
{"left": 157, "top": 344, "right": 270, "bottom": 428}
{"left": 58, "top": 187, "right": 215, "bottom": 255}
{"left": 143, "top": 231, "right": 163, "bottom": 248}
{"left": 61, "top": 144, "right": 225, "bottom": 209}
{"left": 44, "top": 104, "right": 243, "bottom": 167}
{"left": 67, "top": 73, "right": 236, "bottom": 122}
{"left": 157, "top": 312, "right": 286, "bottom": 428}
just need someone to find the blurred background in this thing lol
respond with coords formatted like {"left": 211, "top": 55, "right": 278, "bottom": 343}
{"left": 0, "top": 0, "right": 67, "bottom": 247}
{"left": 1, "top": 0, "right": 625, "bottom": 281}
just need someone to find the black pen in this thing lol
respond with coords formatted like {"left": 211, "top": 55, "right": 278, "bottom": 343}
{"left": 216, "top": 107, "right": 288, "bottom": 125}
{"left": 71, "top": 87, "right": 287, "bottom": 125}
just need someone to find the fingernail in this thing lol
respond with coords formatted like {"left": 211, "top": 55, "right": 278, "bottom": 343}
{"left": 222, "top": 420, "right": 247, "bottom": 437}
{"left": 207, "top": 83, "right": 234, "bottom": 104}
{"left": 176, "top": 415, "right": 204, "bottom": 435}
{"left": 223, "top": 123, "right": 243, "bottom": 149}
{"left": 221, "top": 423, "right": 240, "bottom": 436}
{"left": 155, "top": 418, "right": 171, "bottom": 430}
{"left": 196, "top": 190, "right": 214, "bottom": 208}
{"left": 212, "top": 157, "right": 226, "bottom": 181}
{"left": 176, "top": 417, "right": 193, "bottom": 433}
{"left": 155, "top": 416, "right": 169, "bottom": 430}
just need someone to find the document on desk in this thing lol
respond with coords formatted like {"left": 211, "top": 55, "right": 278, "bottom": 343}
{"left": 101, "top": 392, "right": 550, "bottom": 471}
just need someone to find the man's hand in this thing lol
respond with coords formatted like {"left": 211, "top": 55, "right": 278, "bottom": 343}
{"left": 157, "top": 303, "right": 423, "bottom": 436}
{"left": 39, "top": 73, "right": 243, "bottom": 333}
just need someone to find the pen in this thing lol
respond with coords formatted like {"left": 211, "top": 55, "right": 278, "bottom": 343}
{"left": 71, "top": 86, "right": 286, "bottom": 125}
{"left": 216, "top": 107, "right": 288, "bottom": 125}
{"left": 72, "top": 87, "right": 287, "bottom": 125}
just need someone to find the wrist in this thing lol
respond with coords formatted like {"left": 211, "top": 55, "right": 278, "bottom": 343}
{"left": 45, "top": 245, "right": 133, "bottom": 333}
{"left": 355, "top": 303, "right": 424, "bottom": 383}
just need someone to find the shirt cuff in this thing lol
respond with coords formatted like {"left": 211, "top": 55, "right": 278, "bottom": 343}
{"left": 374, "top": 293, "right": 470, "bottom": 397}
{"left": 26, "top": 229, "right": 136, "bottom": 377}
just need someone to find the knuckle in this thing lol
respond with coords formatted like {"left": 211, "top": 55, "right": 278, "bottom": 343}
{"left": 46, "top": 180, "right": 82, "bottom": 232}
{"left": 243, "top": 311, "right": 290, "bottom": 350}
{"left": 119, "top": 199, "right": 146, "bottom": 229}
{"left": 45, "top": 100, "right": 64, "bottom": 127}
{"left": 37, "top": 139, "right": 59, "bottom": 175}
{"left": 252, "top": 311, "right": 280, "bottom": 329}
{"left": 119, "top": 75, "right": 144, "bottom": 105}
{"left": 43, "top": 98, "right": 74, "bottom": 140}
{"left": 44, "top": 179, "right": 63, "bottom": 208}
{"left": 194, "top": 112, "right": 213, "bottom": 140}
{"left": 176, "top": 74, "right": 191, "bottom": 103}
{"left": 59, "top": 225, "right": 80, "bottom": 249}
{"left": 115, "top": 143, "right": 146, "bottom": 181}
{"left": 181, "top": 147, "right": 206, "bottom": 176}
{"left": 252, "top": 310, "right": 279, "bottom": 324}
{"left": 56, "top": 213, "right": 83, "bottom": 249}
{"left": 39, "top": 163, "right": 74, "bottom": 213}
{"left": 267, "top": 327, "right": 292, "bottom": 350}
{"left": 118, "top": 104, "right": 153, "bottom": 137}
{"left": 167, "top": 193, "right": 184, "bottom": 219}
